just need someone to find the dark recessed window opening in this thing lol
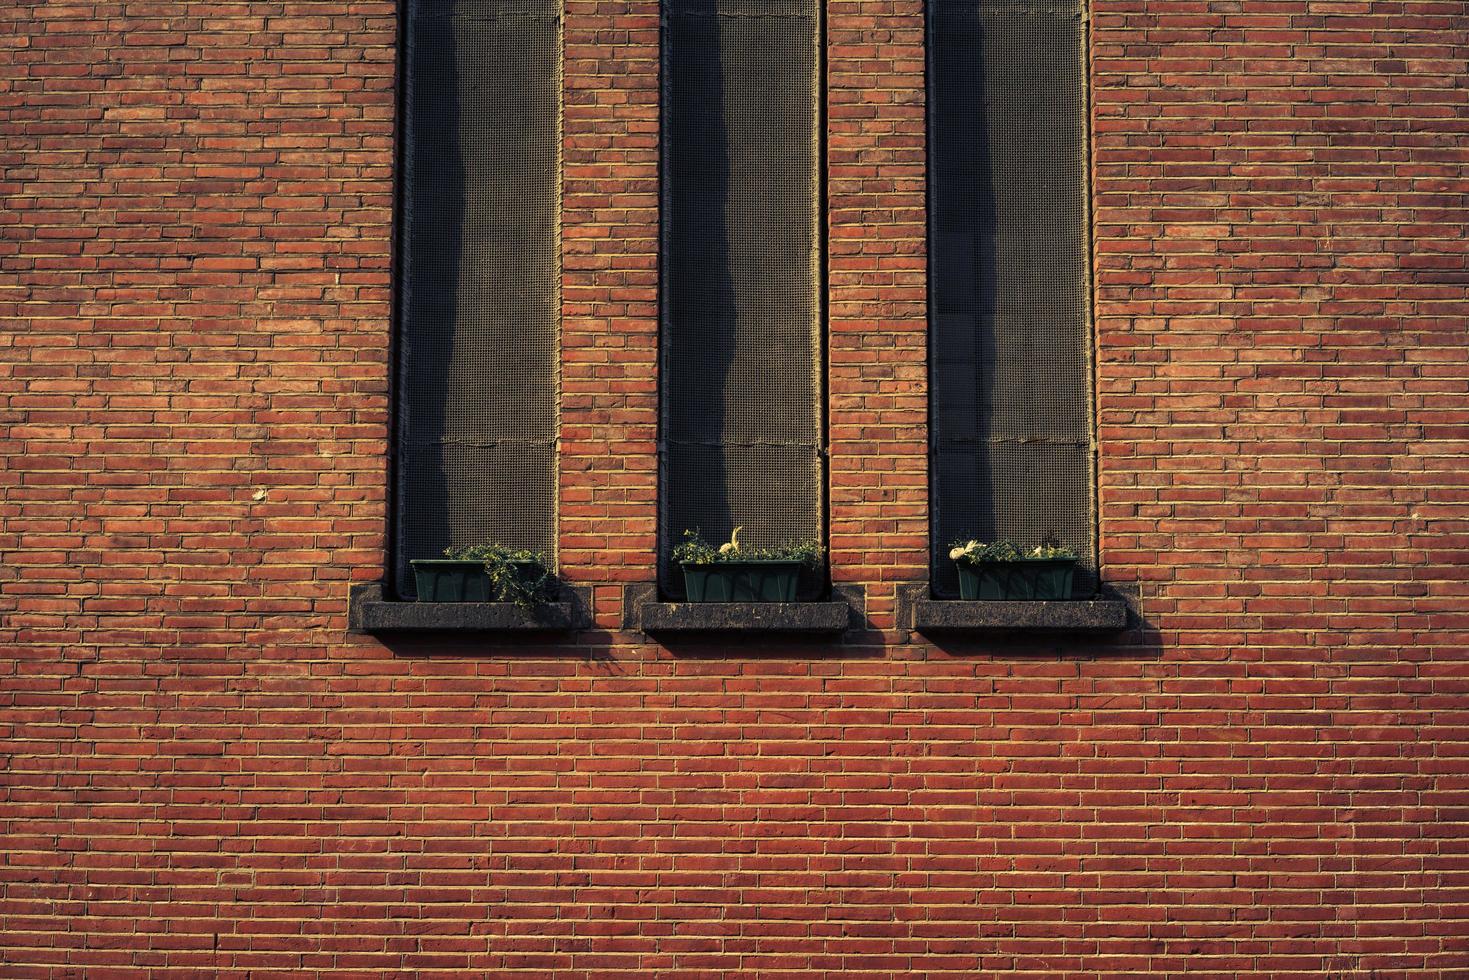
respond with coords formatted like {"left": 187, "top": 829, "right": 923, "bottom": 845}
{"left": 928, "top": 0, "right": 1097, "bottom": 597}
{"left": 393, "top": 0, "right": 562, "bottom": 598}
{"left": 659, "top": 0, "right": 826, "bottom": 598}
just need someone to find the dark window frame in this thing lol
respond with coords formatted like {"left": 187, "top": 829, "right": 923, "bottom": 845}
{"left": 925, "top": 0, "right": 1101, "bottom": 599}
{"left": 656, "top": 0, "right": 831, "bottom": 601}
{"left": 387, "top": 0, "right": 565, "bottom": 600}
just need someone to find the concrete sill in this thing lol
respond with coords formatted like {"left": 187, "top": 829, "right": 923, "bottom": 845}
{"left": 622, "top": 583, "right": 865, "bottom": 638}
{"left": 911, "top": 598, "right": 1128, "bottom": 634}
{"left": 634, "top": 599, "right": 852, "bottom": 636}
{"left": 347, "top": 582, "right": 590, "bottom": 634}
{"left": 622, "top": 575, "right": 857, "bottom": 637}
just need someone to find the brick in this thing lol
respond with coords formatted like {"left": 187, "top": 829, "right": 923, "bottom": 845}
{"left": 1, "top": 0, "right": 1466, "bottom": 976}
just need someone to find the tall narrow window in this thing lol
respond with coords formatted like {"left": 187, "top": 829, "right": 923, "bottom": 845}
{"left": 660, "top": 0, "right": 825, "bottom": 595}
{"left": 394, "top": 0, "right": 561, "bottom": 597}
{"left": 928, "top": 0, "right": 1095, "bottom": 595}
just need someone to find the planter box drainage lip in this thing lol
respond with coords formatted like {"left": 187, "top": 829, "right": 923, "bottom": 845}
{"left": 637, "top": 600, "right": 851, "bottom": 635}
{"left": 348, "top": 582, "right": 585, "bottom": 634}
{"left": 912, "top": 598, "right": 1127, "bottom": 634}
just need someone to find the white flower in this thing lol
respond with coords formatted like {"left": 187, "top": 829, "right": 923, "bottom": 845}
{"left": 949, "top": 545, "right": 967, "bottom": 561}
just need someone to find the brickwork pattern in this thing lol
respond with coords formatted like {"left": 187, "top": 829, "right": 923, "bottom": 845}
{"left": 3, "top": 0, "right": 1468, "bottom": 976}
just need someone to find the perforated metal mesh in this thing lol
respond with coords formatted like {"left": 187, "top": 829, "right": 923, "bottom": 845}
{"left": 660, "top": 0, "right": 824, "bottom": 597}
{"left": 929, "top": 0, "right": 1096, "bottom": 597}
{"left": 394, "top": 0, "right": 561, "bottom": 597}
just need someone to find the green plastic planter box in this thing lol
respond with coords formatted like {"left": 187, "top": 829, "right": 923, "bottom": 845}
{"left": 411, "top": 559, "right": 543, "bottom": 603}
{"left": 955, "top": 558, "right": 1076, "bottom": 601}
{"left": 681, "top": 561, "right": 803, "bottom": 602}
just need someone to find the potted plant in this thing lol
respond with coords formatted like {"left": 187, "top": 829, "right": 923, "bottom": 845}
{"left": 410, "top": 545, "right": 552, "bottom": 609}
{"left": 948, "top": 538, "right": 1077, "bottom": 601}
{"left": 673, "top": 527, "right": 822, "bottom": 602}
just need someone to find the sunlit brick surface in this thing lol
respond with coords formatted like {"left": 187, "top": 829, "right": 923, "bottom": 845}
{"left": 2, "top": 1, "right": 1467, "bottom": 976}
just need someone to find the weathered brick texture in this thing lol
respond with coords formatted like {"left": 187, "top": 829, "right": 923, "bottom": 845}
{"left": 3, "top": 0, "right": 1467, "bottom": 976}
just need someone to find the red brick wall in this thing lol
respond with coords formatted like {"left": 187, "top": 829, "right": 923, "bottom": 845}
{"left": 4, "top": 0, "right": 1467, "bottom": 976}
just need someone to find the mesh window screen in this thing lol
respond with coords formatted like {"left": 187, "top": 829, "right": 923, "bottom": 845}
{"left": 660, "top": 0, "right": 825, "bottom": 597}
{"left": 929, "top": 0, "right": 1096, "bottom": 597}
{"left": 393, "top": 0, "right": 561, "bottom": 597}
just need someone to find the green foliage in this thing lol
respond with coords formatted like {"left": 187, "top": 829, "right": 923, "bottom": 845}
{"left": 671, "top": 529, "right": 720, "bottom": 564}
{"left": 949, "top": 538, "right": 1076, "bottom": 566}
{"left": 949, "top": 539, "right": 1021, "bottom": 565}
{"left": 673, "top": 528, "right": 823, "bottom": 567}
{"left": 442, "top": 544, "right": 553, "bottom": 610}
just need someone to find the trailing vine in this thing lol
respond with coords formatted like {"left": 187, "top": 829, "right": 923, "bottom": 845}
{"left": 442, "top": 544, "right": 553, "bottom": 611}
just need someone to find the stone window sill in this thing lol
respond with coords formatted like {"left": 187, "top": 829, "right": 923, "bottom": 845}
{"left": 626, "top": 583, "right": 861, "bottom": 636}
{"left": 347, "top": 582, "right": 592, "bottom": 634}
{"left": 899, "top": 584, "right": 1131, "bottom": 635}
